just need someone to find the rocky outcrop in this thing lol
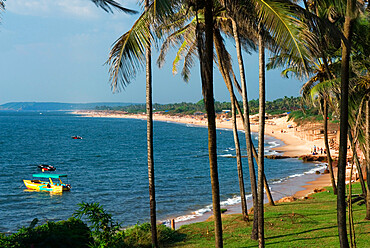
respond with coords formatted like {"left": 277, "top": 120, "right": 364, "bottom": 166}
{"left": 265, "top": 155, "right": 296, "bottom": 159}
{"left": 298, "top": 155, "right": 329, "bottom": 162}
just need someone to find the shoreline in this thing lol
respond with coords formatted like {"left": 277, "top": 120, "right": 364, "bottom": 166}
{"left": 71, "top": 110, "right": 338, "bottom": 227}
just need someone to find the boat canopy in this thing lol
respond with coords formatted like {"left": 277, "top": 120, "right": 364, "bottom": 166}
{"left": 32, "top": 174, "right": 67, "bottom": 179}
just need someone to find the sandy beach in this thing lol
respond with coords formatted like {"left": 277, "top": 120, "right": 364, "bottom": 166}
{"left": 72, "top": 110, "right": 340, "bottom": 226}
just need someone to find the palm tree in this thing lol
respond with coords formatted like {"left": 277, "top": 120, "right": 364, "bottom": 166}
{"left": 143, "top": 0, "right": 158, "bottom": 245}
{"left": 231, "top": 18, "right": 260, "bottom": 239}
{"left": 257, "top": 31, "right": 265, "bottom": 247}
{"left": 300, "top": 67, "right": 338, "bottom": 195}
{"left": 200, "top": 1, "right": 223, "bottom": 246}
{"left": 337, "top": 0, "right": 356, "bottom": 246}
{"left": 213, "top": 27, "right": 249, "bottom": 221}
{"left": 104, "top": 1, "right": 176, "bottom": 246}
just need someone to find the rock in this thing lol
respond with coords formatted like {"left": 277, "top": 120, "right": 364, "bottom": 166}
{"left": 277, "top": 196, "right": 297, "bottom": 203}
{"left": 313, "top": 188, "right": 326, "bottom": 193}
{"left": 298, "top": 155, "right": 328, "bottom": 162}
{"left": 265, "top": 155, "right": 293, "bottom": 159}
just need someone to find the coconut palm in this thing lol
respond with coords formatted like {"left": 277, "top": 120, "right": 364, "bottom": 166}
{"left": 199, "top": 0, "right": 223, "bottom": 245}
{"left": 245, "top": 1, "right": 313, "bottom": 244}
{"left": 104, "top": 1, "right": 178, "bottom": 246}
{"left": 336, "top": 1, "right": 362, "bottom": 245}
{"left": 299, "top": 63, "right": 339, "bottom": 194}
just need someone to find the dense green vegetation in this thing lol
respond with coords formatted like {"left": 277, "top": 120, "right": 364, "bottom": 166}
{"left": 95, "top": 96, "right": 303, "bottom": 115}
{"left": 0, "top": 202, "right": 181, "bottom": 248}
{"left": 1, "top": 183, "right": 368, "bottom": 247}
{"left": 0, "top": 217, "right": 92, "bottom": 248}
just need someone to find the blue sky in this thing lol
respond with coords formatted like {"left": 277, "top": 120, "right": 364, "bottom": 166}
{"left": 0, "top": 0, "right": 304, "bottom": 105}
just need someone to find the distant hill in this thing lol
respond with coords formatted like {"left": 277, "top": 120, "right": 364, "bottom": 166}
{"left": 0, "top": 102, "right": 139, "bottom": 111}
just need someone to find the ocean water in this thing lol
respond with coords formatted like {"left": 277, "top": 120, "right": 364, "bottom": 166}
{"left": 0, "top": 112, "right": 325, "bottom": 233}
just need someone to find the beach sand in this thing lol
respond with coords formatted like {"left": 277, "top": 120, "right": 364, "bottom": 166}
{"left": 72, "top": 110, "right": 339, "bottom": 227}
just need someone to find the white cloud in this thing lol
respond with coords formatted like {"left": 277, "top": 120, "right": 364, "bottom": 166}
{"left": 6, "top": 0, "right": 102, "bottom": 19}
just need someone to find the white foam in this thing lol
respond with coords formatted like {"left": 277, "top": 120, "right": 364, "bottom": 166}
{"left": 267, "top": 141, "right": 280, "bottom": 148}
{"left": 275, "top": 163, "right": 327, "bottom": 183}
{"left": 220, "top": 195, "right": 241, "bottom": 206}
{"left": 163, "top": 193, "right": 254, "bottom": 225}
{"left": 265, "top": 149, "right": 279, "bottom": 155}
{"left": 219, "top": 154, "right": 234, "bottom": 158}
{"left": 172, "top": 204, "right": 213, "bottom": 222}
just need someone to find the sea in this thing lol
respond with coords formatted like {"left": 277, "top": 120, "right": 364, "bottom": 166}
{"left": 0, "top": 111, "right": 326, "bottom": 233}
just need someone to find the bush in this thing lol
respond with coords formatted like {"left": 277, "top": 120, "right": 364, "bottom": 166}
{"left": 73, "top": 202, "right": 125, "bottom": 248}
{"left": 0, "top": 217, "right": 92, "bottom": 248}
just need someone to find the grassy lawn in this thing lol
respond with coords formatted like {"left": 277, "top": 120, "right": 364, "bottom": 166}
{"left": 165, "top": 183, "right": 370, "bottom": 247}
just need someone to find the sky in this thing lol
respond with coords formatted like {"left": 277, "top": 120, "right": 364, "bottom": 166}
{"left": 0, "top": 0, "right": 305, "bottom": 105}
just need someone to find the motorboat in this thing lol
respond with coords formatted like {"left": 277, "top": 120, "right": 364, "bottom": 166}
{"left": 72, "top": 136, "right": 82, "bottom": 139}
{"left": 37, "top": 164, "right": 56, "bottom": 171}
{"left": 23, "top": 174, "right": 71, "bottom": 193}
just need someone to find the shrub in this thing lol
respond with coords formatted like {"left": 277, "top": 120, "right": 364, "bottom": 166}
{"left": 73, "top": 202, "right": 125, "bottom": 248}
{"left": 0, "top": 217, "right": 92, "bottom": 248}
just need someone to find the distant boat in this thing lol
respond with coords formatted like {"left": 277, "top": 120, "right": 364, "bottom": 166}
{"left": 38, "top": 164, "right": 56, "bottom": 171}
{"left": 23, "top": 174, "right": 71, "bottom": 193}
{"left": 72, "top": 136, "right": 82, "bottom": 139}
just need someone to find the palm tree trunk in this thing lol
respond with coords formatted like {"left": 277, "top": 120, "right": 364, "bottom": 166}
{"left": 323, "top": 99, "right": 337, "bottom": 194}
{"left": 231, "top": 96, "right": 249, "bottom": 221}
{"left": 233, "top": 98, "right": 275, "bottom": 208}
{"left": 366, "top": 98, "right": 370, "bottom": 220}
{"left": 214, "top": 30, "right": 249, "bottom": 222}
{"left": 251, "top": 145, "right": 275, "bottom": 206}
{"left": 337, "top": 0, "right": 354, "bottom": 247}
{"left": 231, "top": 18, "right": 259, "bottom": 239}
{"left": 348, "top": 132, "right": 367, "bottom": 196}
{"left": 145, "top": 1, "right": 157, "bottom": 246}
{"left": 199, "top": 2, "right": 223, "bottom": 247}
{"left": 257, "top": 34, "right": 265, "bottom": 248}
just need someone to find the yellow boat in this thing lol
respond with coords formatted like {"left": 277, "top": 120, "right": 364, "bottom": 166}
{"left": 23, "top": 174, "right": 71, "bottom": 193}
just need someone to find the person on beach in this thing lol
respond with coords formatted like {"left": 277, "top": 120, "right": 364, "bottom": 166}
{"left": 313, "top": 145, "right": 316, "bottom": 153}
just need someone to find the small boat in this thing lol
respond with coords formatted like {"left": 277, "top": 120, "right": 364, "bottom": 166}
{"left": 23, "top": 174, "right": 71, "bottom": 193}
{"left": 72, "top": 136, "right": 82, "bottom": 139}
{"left": 37, "top": 164, "right": 56, "bottom": 171}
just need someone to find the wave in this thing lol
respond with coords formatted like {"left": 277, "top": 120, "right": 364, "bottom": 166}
{"left": 219, "top": 154, "right": 234, "bottom": 158}
{"left": 271, "top": 163, "right": 327, "bottom": 184}
{"left": 267, "top": 141, "right": 280, "bottom": 148}
{"left": 161, "top": 194, "right": 253, "bottom": 225}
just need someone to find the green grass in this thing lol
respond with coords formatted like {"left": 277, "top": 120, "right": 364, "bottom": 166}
{"left": 165, "top": 183, "right": 370, "bottom": 247}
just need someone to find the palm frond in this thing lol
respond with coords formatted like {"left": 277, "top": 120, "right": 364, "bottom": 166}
{"left": 106, "top": 9, "right": 153, "bottom": 92}
{"left": 181, "top": 42, "right": 198, "bottom": 82}
{"left": 157, "top": 21, "right": 196, "bottom": 68}
{"left": 309, "top": 78, "right": 340, "bottom": 101}
{"left": 91, "top": 0, "right": 137, "bottom": 14}
{"left": 253, "top": 0, "right": 312, "bottom": 76}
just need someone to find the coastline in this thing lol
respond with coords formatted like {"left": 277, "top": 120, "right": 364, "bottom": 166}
{"left": 71, "top": 110, "right": 337, "bottom": 227}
